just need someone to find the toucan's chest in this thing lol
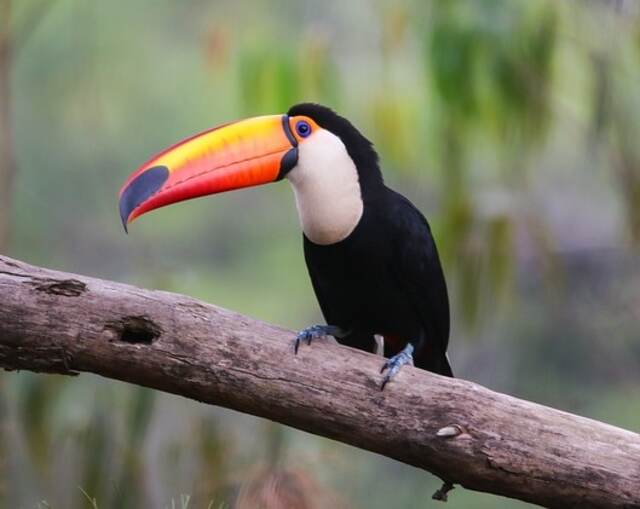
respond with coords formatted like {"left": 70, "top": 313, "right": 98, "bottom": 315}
{"left": 286, "top": 129, "right": 366, "bottom": 245}
{"left": 303, "top": 204, "right": 422, "bottom": 337}
{"left": 303, "top": 202, "right": 388, "bottom": 273}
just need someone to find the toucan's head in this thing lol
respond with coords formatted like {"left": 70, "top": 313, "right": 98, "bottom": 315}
{"left": 119, "top": 103, "right": 382, "bottom": 242}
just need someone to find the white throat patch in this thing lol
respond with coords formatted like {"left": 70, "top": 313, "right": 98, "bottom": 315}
{"left": 286, "top": 129, "right": 363, "bottom": 245}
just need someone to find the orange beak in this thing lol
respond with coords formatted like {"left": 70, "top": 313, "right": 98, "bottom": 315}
{"left": 118, "top": 114, "right": 298, "bottom": 230}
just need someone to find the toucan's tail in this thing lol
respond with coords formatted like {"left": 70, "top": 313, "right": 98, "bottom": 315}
{"left": 440, "top": 354, "right": 454, "bottom": 378}
{"left": 417, "top": 352, "right": 454, "bottom": 378}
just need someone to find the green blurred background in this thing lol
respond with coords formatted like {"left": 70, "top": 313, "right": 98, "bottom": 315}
{"left": 1, "top": 0, "right": 639, "bottom": 507}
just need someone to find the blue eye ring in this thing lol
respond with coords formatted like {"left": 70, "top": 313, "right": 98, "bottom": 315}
{"left": 296, "top": 120, "right": 312, "bottom": 138}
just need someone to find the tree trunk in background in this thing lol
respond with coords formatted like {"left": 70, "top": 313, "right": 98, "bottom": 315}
{"left": 0, "top": 0, "right": 15, "bottom": 253}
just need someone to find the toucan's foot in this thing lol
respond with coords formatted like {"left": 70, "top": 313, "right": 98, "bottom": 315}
{"left": 380, "top": 344, "right": 414, "bottom": 390}
{"left": 294, "top": 325, "right": 348, "bottom": 354}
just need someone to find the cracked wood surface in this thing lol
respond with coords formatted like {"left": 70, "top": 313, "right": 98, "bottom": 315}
{"left": 0, "top": 254, "right": 639, "bottom": 508}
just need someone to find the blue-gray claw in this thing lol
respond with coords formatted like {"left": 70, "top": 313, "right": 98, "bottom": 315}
{"left": 380, "top": 344, "right": 414, "bottom": 390}
{"left": 294, "top": 325, "right": 347, "bottom": 354}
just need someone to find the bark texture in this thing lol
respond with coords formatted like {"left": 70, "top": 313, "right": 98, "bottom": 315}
{"left": 0, "top": 254, "right": 639, "bottom": 508}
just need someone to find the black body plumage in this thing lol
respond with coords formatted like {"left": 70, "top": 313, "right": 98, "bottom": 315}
{"left": 289, "top": 104, "right": 452, "bottom": 377}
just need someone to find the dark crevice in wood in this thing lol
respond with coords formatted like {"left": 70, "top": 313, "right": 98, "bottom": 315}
{"left": 106, "top": 315, "right": 162, "bottom": 344}
{"left": 33, "top": 278, "right": 87, "bottom": 296}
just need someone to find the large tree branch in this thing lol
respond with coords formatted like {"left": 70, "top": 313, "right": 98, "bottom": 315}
{"left": 0, "top": 254, "right": 638, "bottom": 508}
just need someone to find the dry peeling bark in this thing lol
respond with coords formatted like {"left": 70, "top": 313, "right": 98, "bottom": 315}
{"left": 0, "top": 254, "right": 639, "bottom": 508}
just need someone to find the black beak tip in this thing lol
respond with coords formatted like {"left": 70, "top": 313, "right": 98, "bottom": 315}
{"left": 119, "top": 200, "right": 129, "bottom": 233}
{"left": 118, "top": 165, "right": 170, "bottom": 234}
{"left": 119, "top": 203, "right": 129, "bottom": 234}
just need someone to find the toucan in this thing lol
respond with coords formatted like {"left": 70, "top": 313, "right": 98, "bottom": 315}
{"left": 119, "top": 103, "right": 452, "bottom": 388}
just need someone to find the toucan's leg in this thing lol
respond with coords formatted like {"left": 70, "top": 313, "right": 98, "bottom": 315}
{"left": 380, "top": 343, "right": 414, "bottom": 390}
{"left": 294, "top": 325, "right": 349, "bottom": 354}
{"left": 373, "top": 334, "right": 385, "bottom": 356}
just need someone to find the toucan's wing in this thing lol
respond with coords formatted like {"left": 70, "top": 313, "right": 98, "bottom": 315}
{"left": 386, "top": 191, "right": 452, "bottom": 376}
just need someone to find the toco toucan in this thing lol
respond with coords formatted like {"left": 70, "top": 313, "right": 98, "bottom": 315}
{"left": 119, "top": 103, "right": 452, "bottom": 389}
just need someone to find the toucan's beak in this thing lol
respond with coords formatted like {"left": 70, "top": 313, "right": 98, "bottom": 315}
{"left": 118, "top": 114, "right": 298, "bottom": 230}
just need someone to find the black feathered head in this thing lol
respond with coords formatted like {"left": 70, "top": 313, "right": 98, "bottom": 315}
{"left": 287, "top": 103, "right": 383, "bottom": 193}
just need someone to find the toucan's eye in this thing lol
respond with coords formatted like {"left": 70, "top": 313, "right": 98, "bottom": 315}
{"left": 296, "top": 120, "right": 312, "bottom": 138}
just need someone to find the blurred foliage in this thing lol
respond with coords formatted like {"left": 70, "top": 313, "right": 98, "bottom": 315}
{"left": 425, "top": 0, "right": 559, "bottom": 322}
{"left": 0, "top": 0, "right": 639, "bottom": 508}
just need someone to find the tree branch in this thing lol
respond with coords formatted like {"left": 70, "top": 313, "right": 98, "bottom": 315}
{"left": 0, "top": 254, "right": 638, "bottom": 508}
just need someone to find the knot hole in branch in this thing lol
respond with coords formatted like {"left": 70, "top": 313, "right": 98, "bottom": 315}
{"left": 106, "top": 316, "right": 162, "bottom": 344}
